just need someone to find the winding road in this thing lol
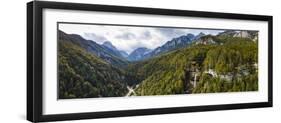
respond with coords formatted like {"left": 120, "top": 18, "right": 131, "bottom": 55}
{"left": 125, "top": 84, "right": 139, "bottom": 97}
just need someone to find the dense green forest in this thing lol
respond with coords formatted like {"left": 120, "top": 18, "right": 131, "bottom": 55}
{"left": 58, "top": 30, "right": 258, "bottom": 99}
{"left": 58, "top": 41, "right": 128, "bottom": 99}
{"left": 130, "top": 37, "right": 258, "bottom": 95}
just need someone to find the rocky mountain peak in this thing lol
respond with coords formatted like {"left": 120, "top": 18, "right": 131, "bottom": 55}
{"left": 102, "top": 41, "right": 117, "bottom": 51}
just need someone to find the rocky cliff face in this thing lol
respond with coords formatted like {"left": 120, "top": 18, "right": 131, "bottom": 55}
{"left": 195, "top": 35, "right": 217, "bottom": 45}
{"left": 218, "top": 30, "right": 258, "bottom": 41}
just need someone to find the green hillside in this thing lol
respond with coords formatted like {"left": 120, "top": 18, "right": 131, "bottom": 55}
{"left": 129, "top": 37, "right": 258, "bottom": 96}
{"left": 58, "top": 29, "right": 258, "bottom": 98}
{"left": 58, "top": 41, "right": 127, "bottom": 99}
{"left": 59, "top": 31, "right": 129, "bottom": 68}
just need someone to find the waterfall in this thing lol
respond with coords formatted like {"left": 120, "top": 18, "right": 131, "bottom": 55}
{"left": 193, "top": 73, "right": 197, "bottom": 88}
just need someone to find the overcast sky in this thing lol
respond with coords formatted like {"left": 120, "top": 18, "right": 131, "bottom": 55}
{"left": 59, "top": 23, "right": 224, "bottom": 54}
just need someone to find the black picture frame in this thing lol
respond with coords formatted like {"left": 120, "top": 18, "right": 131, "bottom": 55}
{"left": 27, "top": 1, "right": 273, "bottom": 122}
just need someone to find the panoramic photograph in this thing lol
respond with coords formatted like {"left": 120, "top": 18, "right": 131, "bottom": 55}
{"left": 58, "top": 23, "right": 259, "bottom": 99}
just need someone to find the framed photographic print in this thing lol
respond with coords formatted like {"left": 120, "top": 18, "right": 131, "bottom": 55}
{"left": 27, "top": 1, "right": 273, "bottom": 122}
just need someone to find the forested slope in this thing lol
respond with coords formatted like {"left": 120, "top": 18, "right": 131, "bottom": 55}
{"left": 58, "top": 41, "right": 127, "bottom": 99}
{"left": 128, "top": 37, "right": 258, "bottom": 96}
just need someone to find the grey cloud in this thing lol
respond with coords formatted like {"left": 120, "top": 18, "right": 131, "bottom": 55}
{"left": 84, "top": 33, "right": 108, "bottom": 43}
{"left": 116, "top": 30, "right": 153, "bottom": 41}
{"left": 115, "top": 32, "right": 136, "bottom": 40}
{"left": 155, "top": 28, "right": 187, "bottom": 38}
{"left": 138, "top": 31, "right": 152, "bottom": 40}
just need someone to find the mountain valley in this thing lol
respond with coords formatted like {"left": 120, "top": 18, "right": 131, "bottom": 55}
{"left": 58, "top": 29, "right": 258, "bottom": 99}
